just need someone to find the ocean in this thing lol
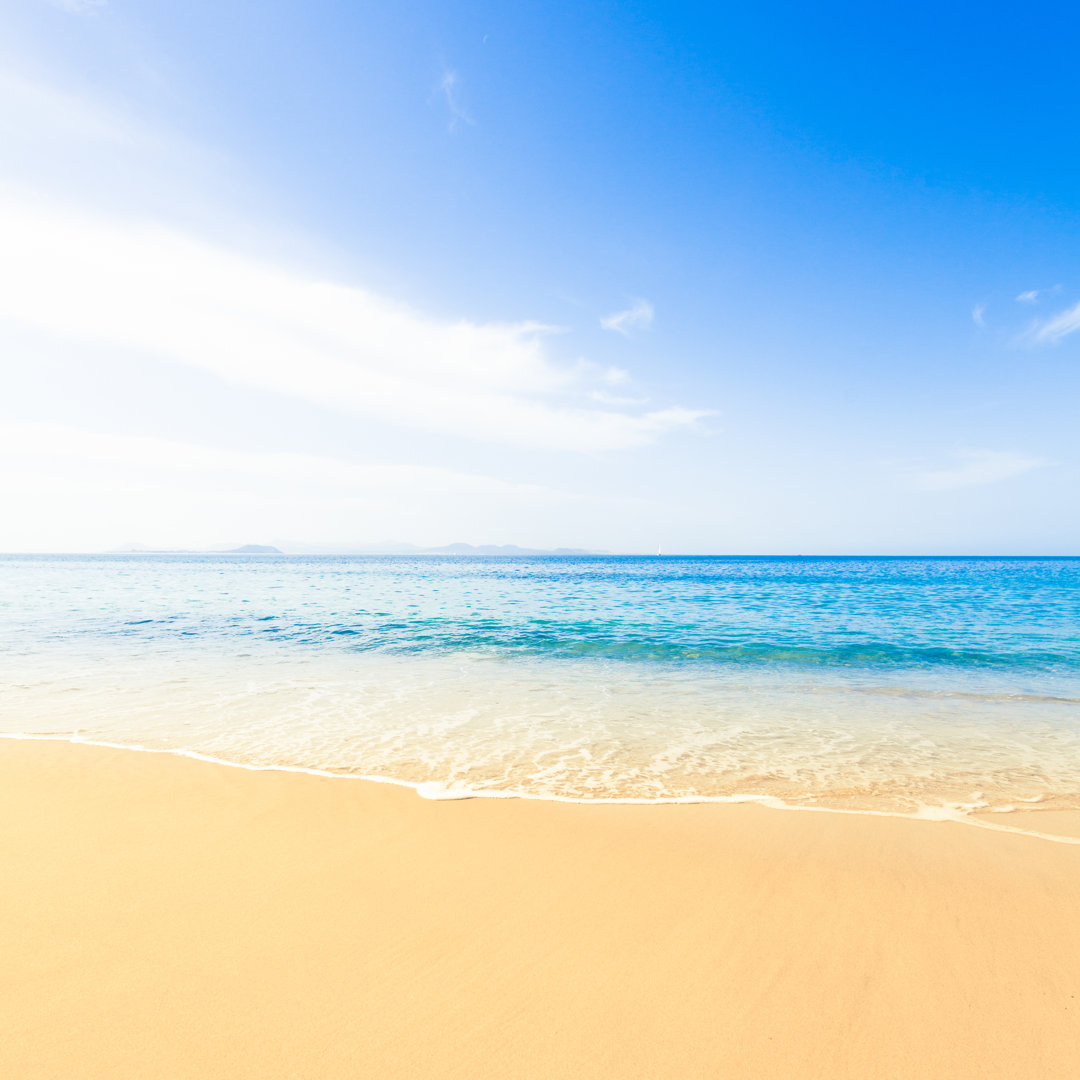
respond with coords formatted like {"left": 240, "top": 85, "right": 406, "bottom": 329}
{"left": 2, "top": 554, "right": 1078, "bottom": 819}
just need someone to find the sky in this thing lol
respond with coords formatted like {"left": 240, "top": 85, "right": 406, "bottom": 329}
{"left": 1, "top": 0, "right": 1078, "bottom": 554}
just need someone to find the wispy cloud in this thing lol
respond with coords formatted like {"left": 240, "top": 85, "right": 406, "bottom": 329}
{"left": 1030, "top": 300, "right": 1080, "bottom": 345}
{"left": 601, "top": 298, "right": 654, "bottom": 336}
{"left": 0, "top": 422, "right": 560, "bottom": 498}
{"left": 1016, "top": 289, "right": 1039, "bottom": 303}
{"left": 910, "top": 450, "right": 1050, "bottom": 492}
{"left": 971, "top": 303, "right": 985, "bottom": 327}
{"left": 0, "top": 195, "right": 706, "bottom": 452}
{"left": 439, "top": 70, "right": 474, "bottom": 130}
{"left": 0, "top": 423, "right": 571, "bottom": 551}
{"left": 0, "top": 69, "right": 132, "bottom": 146}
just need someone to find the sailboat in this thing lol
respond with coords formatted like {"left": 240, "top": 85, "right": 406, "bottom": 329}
{"left": 656, "top": 543, "right": 662, "bottom": 556}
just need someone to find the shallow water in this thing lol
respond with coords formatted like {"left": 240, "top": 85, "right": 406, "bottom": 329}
{"left": 2, "top": 554, "right": 1078, "bottom": 815}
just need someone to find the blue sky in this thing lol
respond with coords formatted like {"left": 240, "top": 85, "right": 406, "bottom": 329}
{"left": 0, "top": 0, "right": 1077, "bottom": 552}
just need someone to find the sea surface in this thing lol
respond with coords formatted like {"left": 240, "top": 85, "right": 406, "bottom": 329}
{"left": 2, "top": 554, "right": 1079, "bottom": 819}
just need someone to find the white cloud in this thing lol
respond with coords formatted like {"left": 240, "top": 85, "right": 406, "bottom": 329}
{"left": 601, "top": 299, "right": 654, "bottom": 336}
{"left": 0, "top": 423, "right": 557, "bottom": 495}
{"left": 910, "top": 450, "right": 1050, "bottom": 492}
{"left": 1016, "top": 290, "right": 1039, "bottom": 303}
{"left": 0, "top": 69, "right": 132, "bottom": 147}
{"left": 971, "top": 304, "right": 985, "bottom": 327}
{"left": 0, "top": 195, "right": 706, "bottom": 452}
{"left": 0, "top": 423, "right": 570, "bottom": 551}
{"left": 439, "top": 70, "right": 474, "bottom": 130}
{"left": 0, "top": 67, "right": 233, "bottom": 230}
{"left": 1031, "top": 300, "right": 1080, "bottom": 345}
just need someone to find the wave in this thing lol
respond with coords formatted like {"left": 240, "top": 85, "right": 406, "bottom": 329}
{"left": 3, "top": 730, "right": 1078, "bottom": 846}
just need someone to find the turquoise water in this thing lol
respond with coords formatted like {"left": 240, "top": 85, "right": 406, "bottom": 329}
{"left": 2, "top": 555, "right": 1079, "bottom": 814}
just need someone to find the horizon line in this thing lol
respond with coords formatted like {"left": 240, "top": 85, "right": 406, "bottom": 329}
{"left": 2, "top": 551, "right": 1079, "bottom": 559}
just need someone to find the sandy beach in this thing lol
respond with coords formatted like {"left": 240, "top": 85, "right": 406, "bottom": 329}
{"left": 2, "top": 739, "right": 1079, "bottom": 1079}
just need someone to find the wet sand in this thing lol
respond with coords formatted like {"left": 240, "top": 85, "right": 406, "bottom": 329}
{"left": 2, "top": 738, "right": 1079, "bottom": 1079}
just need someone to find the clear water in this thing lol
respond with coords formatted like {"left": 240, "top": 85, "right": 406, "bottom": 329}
{"left": 2, "top": 554, "right": 1078, "bottom": 815}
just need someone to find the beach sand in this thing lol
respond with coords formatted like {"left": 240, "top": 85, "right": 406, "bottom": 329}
{"left": 2, "top": 739, "right": 1079, "bottom": 1079}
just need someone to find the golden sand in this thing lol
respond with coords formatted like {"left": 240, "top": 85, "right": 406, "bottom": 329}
{"left": 2, "top": 739, "right": 1079, "bottom": 1079}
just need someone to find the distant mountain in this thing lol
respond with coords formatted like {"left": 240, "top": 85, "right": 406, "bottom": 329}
{"left": 273, "top": 540, "right": 423, "bottom": 555}
{"left": 110, "top": 541, "right": 598, "bottom": 556}
{"left": 272, "top": 540, "right": 603, "bottom": 556}
{"left": 109, "top": 543, "right": 282, "bottom": 555}
{"left": 426, "top": 543, "right": 596, "bottom": 556}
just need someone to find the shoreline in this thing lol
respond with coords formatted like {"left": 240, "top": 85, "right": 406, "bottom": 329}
{"left": 4, "top": 737, "right": 1080, "bottom": 1078}
{"left": 3, "top": 729, "right": 1080, "bottom": 844}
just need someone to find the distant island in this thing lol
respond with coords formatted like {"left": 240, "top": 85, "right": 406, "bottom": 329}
{"left": 274, "top": 541, "right": 603, "bottom": 556}
{"left": 109, "top": 542, "right": 598, "bottom": 556}
{"left": 110, "top": 544, "right": 284, "bottom": 555}
{"left": 423, "top": 543, "right": 596, "bottom": 557}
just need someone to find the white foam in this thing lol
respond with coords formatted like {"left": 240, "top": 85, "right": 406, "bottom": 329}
{"left": 3, "top": 731, "right": 1078, "bottom": 846}
{"left": 5, "top": 649, "right": 1080, "bottom": 825}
